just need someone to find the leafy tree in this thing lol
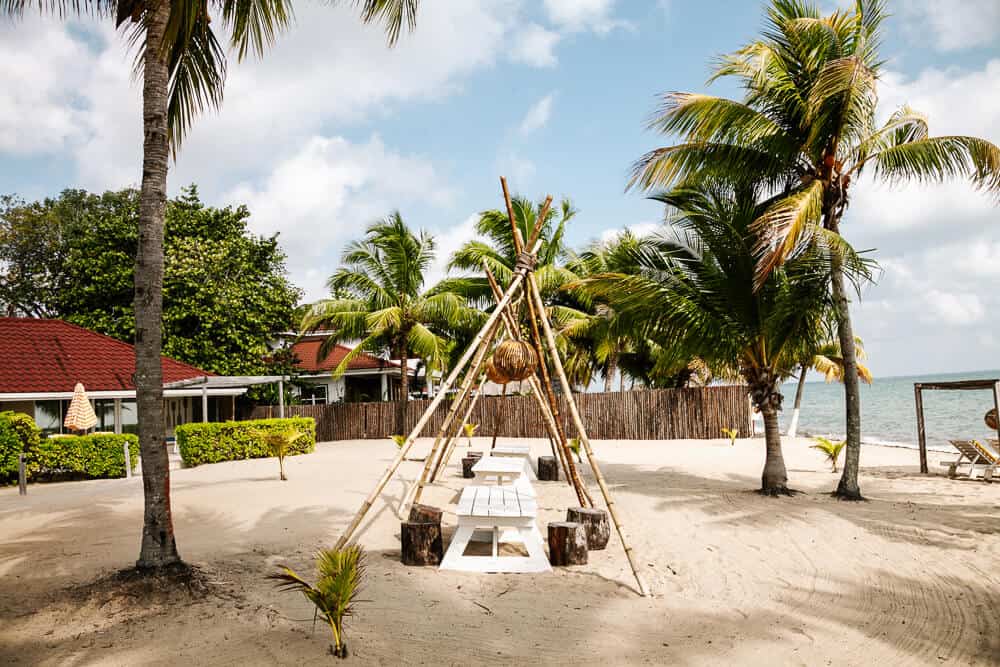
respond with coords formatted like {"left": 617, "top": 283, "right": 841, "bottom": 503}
{"left": 302, "top": 212, "right": 471, "bottom": 435}
{"left": 629, "top": 0, "right": 999, "bottom": 499}
{"left": 580, "top": 179, "right": 871, "bottom": 495}
{"left": 3, "top": 0, "right": 419, "bottom": 568}
{"left": 0, "top": 187, "right": 301, "bottom": 379}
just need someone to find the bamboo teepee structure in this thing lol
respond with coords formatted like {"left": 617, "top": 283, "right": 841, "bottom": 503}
{"left": 333, "top": 178, "right": 649, "bottom": 597}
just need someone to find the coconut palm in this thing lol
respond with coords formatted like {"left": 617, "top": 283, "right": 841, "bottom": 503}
{"left": 786, "top": 335, "right": 872, "bottom": 437}
{"left": 264, "top": 428, "right": 301, "bottom": 481}
{"left": 2, "top": 0, "right": 418, "bottom": 569}
{"left": 811, "top": 436, "right": 847, "bottom": 472}
{"left": 630, "top": 0, "right": 1000, "bottom": 499}
{"left": 270, "top": 545, "right": 366, "bottom": 658}
{"left": 580, "top": 179, "right": 871, "bottom": 495}
{"left": 302, "top": 213, "right": 471, "bottom": 435}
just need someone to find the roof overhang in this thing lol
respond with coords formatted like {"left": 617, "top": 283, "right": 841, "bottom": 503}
{"left": 0, "top": 387, "right": 247, "bottom": 401}
{"left": 163, "top": 375, "right": 290, "bottom": 389}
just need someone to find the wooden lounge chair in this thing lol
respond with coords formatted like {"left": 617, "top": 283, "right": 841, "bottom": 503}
{"left": 943, "top": 439, "right": 999, "bottom": 481}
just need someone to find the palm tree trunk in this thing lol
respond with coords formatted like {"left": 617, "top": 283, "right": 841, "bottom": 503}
{"left": 603, "top": 350, "right": 618, "bottom": 393}
{"left": 396, "top": 346, "right": 409, "bottom": 436}
{"left": 135, "top": 0, "right": 180, "bottom": 569}
{"left": 786, "top": 364, "right": 808, "bottom": 437}
{"left": 279, "top": 455, "right": 287, "bottom": 481}
{"left": 760, "top": 405, "right": 789, "bottom": 495}
{"left": 827, "top": 216, "right": 864, "bottom": 500}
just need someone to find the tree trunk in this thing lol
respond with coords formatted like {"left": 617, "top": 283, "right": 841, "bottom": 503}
{"left": 786, "top": 365, "right": 808, "bottom": 437}
{"left": 760, "top": 406, "right": 790, "bottom": 495}
{"left": 396, "top": 345, "right": 409, "bottom": 436}
{"left": 278, "top": 455, "right": 287, "bottom": 481}
{"left": 135, "top": 0, "right": 180, "bottom": 569}
{"left": 828, "top": 218, "right": 864, "bottom": 500}
{"left": 603, "top": 350, "right": 618, "bottom": 393}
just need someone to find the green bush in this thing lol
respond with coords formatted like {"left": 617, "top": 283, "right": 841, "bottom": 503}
{"left": 1, "top": 411, "right": 138, "bottom": 483}
{"left": 32, "top": 433, "right": 140, "bottom": 481}
{"left": 0, "top": 411, "right": 42, "bottom": 484}
{"left": 176, "top": 417, "right": 316, "bottom": 467}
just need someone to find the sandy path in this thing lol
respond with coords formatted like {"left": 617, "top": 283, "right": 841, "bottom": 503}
{"left": 1, "top": 437, "right": 998, "bottom": 665}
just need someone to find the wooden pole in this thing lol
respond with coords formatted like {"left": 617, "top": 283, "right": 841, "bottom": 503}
{"left": 334, "top": 269, "right": 531, "bottom": 550}
{"left": 993, "top": 381, "right": 1000, "bottom": 450}
{"left": 483, "top": 262, "right": 571, "bottom": 482}
{"left": 914, "top": 384, "right": 927, "bottom": 474}
{"left": 527, "top": 273, "right": 649, "bottom": 597}
{"left": 434, "top": 379, "right": 486, "bottom": 481}
{"left": 408, "top": 320, "right": 503, "bottom": 508}
{"left": 491, "top": 383, "right": 508, "bottom": 451}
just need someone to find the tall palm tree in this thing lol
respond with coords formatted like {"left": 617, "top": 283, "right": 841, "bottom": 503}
{"left": 302, "top": 213, "right": 470, "bottom": 435}
{"left": 2, "top": 0, "right": 418, "bottom": 569}
{"left": 786, "top": 335, "right": 872, "bottom": 437}
{"left": 629, "top": 0, "right": 999, "bottom": 499}
{"left": 580, "top": 179, "right": 871, "bottom": 495}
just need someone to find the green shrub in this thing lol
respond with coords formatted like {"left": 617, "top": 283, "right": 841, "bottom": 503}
{"left": 31, "top": 433, "right": 140, "bottom": 481}
{"left": 176, "top": 417, "right": 316, "bottom": 467}
{"left": 0, "top": 411, "right": 42, "bottom": 484}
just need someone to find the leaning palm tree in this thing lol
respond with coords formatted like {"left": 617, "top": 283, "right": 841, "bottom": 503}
{"left": 579, "top": 179, "right": 871, "bottom": 495}
{"left": 630, "top": 0, "right": 999, "bottom": 499}
{"left": 302, "top": 213, "right": 471, "bottom": 435}
{"left": 2, "top": 0, "right": 418, "bottom": 569}
{"left": 786, "top": 335, "right": 872, "bottom": 437}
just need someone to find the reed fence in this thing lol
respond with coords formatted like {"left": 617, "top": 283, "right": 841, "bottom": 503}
{"left": 251, "top": 385, "right": 752, "bottom": 442}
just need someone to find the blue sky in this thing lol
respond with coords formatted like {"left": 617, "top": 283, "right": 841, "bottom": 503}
{"left": 1, "top": 0, "right": 998, "bottom": 377}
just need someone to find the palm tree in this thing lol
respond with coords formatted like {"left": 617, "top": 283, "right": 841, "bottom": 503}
{"left": 629, "top": 0, "right": 999, "bottom": 499}
{"left": 786, "top": 335, "right": 872, "bottom": 437}
{"left": 302, "top": 213, "right": 470, "bottom": 435}
{"left": 3, "top": 0, "right": 418, "bottom": 569}
{"left": 579, "top": 179, "right": 871, "bottom": 495}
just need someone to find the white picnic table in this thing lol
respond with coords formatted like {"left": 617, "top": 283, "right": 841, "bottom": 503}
{"left": 471, "top": 455, "right": 535, "bottom": 492}
{"left": 439, "top": 485, "right": 550, "bottom": 573}
{"left": 491, "top": 444, "right": 531, "bottom": 458}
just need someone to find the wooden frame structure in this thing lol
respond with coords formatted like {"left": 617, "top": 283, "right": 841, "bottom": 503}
{"left": 333, "top": 178, "right": 649, "bottom": 597}
{"left": 913, "top": 378, "right": 1000, "bottom": 473}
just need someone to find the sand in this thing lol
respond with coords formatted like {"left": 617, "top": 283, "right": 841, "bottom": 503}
{"left": 1, "top": 436, "right": 998, "bottom": 666}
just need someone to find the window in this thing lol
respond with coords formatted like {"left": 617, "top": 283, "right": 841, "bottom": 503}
{"left": 35, "top": 400, "right": 63, "bottom": 436}
{"left": 300, "top": 384, "right": 328, "bottom": 405}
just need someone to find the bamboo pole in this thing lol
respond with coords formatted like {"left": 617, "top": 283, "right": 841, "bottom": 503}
{"left": 333, "top": 269, "right": 531, "bottom": 550}
{"left": 408, "top": 320, "right": 503, "bottom": 508}
{"left": 527, "top": 272, "right": 650, "bottom": 597}
{"left": 484, "top": 262, "right": 572, "bottom": 482}
{"left": 434, "top": 378, "right": 486, "bottom": 480}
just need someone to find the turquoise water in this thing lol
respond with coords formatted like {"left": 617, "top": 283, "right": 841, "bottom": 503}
{"left": 778, "top": 369, "right": 1000, "bottom": 453}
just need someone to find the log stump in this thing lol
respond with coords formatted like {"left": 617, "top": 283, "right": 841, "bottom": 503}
{"left": 566, "top": 507, "right": 610, "bottom": 550}
{"left": 461, "top": 457, "right": 478, "bottom": 479}
{"left": 408, "top": 503, "right": 442, "bottom": 524}
{"left": 548, "top": 521, "right": 588, "bottom": 566}
{"left": 537, "top": 455, "right": 559, "bottom": 481}
{"left": 401, "top": 521, "right": 443, "bottom": 566}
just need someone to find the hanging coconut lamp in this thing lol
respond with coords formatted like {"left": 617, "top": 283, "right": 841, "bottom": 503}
{"left": 492, "top": 339, "right": 538, "bottom": 382}
{"left": 986, "top": 408, "right": 998, "bottom": 431}
{"left": 484, "top": 356, "right": 510, "bottom": 385}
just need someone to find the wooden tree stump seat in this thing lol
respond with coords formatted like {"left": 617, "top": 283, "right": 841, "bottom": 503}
{"left": 548, "top": 521, "right": 587, "bottom": 566}
{"left": 537, "top": 455, "right": 559, "bottom": 481}
{"left": 401, "top": 521, "right": 443, "bottom": 566}
{"left": 408, "top": 503, "right": 443, "bottom": 524}
{"left": 566, "top": 507, "right": 610, "bottom": 550}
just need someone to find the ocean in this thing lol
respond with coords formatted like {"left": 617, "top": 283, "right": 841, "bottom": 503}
{"left": 778, "top": 369, "right": 1000, "bottom": 453}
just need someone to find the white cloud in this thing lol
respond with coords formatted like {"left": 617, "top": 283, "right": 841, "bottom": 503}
{"left": 518, "top": 94, "right": 555, "bottom": 136}
{"left": 495, "top": 152, "right": 537, "bottom": 188}
{"left": 901, "top": 0, "right": 1000, "bottom": 52}
{"left": 599, "top": 221, "right": 659, "bottom": 243}
{"left": 926, "top": 290, "right": 985, "bottom": 325}
{"left": 225, "top": 135, "right": 454, "bottom": 301}
{"left": 510, "top": 23, "right": 561, "bottom": 68}
{"left": 542, "top": 0, "right": 629, "bottom": 34}
{"left": 425, "top": 214, "right": 480, "bottom": 288}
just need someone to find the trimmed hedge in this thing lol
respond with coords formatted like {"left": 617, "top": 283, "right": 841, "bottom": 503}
{"left": 0, "top": 411, "right": 41, "bottom": 484}
{"left": 32, "top": 433, "right": 140, "bottom": 481}
{"left": 176, "top": 417, "right": 316, "bottom": 467}
{"left": 1, "top": 411, "right": 138, "bottom": 482}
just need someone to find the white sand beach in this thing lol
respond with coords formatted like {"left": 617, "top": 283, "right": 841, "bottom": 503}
{"left": 1, "top": 437, "right": 998, "bottom": 665}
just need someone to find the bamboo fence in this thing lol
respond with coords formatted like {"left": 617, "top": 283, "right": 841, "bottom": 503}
{"left": 251, "top": 385, "right": 752, "bottom": 442}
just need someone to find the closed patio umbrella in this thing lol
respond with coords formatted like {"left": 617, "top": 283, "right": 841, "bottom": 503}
{"left": 64, "top": 382, "right": 98, "bottom": 432}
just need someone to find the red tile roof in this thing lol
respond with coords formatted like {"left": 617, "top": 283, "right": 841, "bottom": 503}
{"left": 290, "top": 337, "right": 392, "bottom": 373}
{"left": 0, "top": 318, "right": 211, "bottom": 394}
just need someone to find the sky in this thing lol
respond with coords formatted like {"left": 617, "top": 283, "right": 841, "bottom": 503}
{"left": 1, "top": 0, "right": 998, "bottom": 379}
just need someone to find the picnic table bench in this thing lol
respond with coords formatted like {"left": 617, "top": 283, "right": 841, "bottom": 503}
{"left": 439, "top": 485, "right": 550, "bottom": 573}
